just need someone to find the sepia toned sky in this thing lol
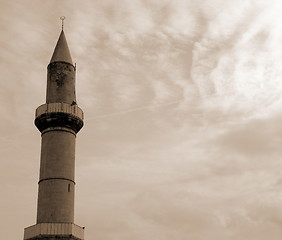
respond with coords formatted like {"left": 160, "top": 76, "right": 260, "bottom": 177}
{"left": 1, "top": 0, "right": 282, "bottom": 239}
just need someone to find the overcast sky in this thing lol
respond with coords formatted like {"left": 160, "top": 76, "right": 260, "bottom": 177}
{"left": 1, "top": 0, "right": 282, "bottom": 239}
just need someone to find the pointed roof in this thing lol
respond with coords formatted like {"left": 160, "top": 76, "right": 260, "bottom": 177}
{"left": 50, "top": 30, "right": 73, "bottom": 65}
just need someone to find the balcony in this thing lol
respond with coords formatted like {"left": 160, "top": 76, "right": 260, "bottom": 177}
{"left": 35, "top": 103, "right": 84, "bottom": 120}
{"left": 24, "top": 223, "right": 84, "bottom": 240}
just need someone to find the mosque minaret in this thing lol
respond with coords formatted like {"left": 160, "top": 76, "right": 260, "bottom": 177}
{"left": 23, "top": 19, "right": 85, "bottom": 240}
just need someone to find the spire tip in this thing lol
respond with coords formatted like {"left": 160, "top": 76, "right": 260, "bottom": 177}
{"left": 60, "top": 16, "right": 66, "bottom": 30}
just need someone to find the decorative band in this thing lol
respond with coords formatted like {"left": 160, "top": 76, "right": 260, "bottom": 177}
{"left": 38, "top": 177, "right": 76, "bottom": 184}
{"left": 41, "top": 127, "right": 77, "bottom": 136}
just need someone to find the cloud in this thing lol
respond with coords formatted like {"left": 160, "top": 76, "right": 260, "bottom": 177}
{"left": 214, "top": 114, "right": 282, "bottom": 157}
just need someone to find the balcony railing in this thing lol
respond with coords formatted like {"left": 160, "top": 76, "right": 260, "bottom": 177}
{"left": 35, "top": 102, "right": 84, "bottom": 120}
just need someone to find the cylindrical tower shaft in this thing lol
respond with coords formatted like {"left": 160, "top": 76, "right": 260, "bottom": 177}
{"left": 37, "top": 130, "right": 76, "bottom": 223}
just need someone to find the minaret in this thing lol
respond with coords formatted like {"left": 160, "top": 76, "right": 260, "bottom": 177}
{"left": 24, "top": 20, "right": 85, "bottom": 240}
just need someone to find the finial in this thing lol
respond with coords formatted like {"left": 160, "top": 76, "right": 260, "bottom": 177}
{"left": 60, "top": 16, "right": 66, "bottom": 30}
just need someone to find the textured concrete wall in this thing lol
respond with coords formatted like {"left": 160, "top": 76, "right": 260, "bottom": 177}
{"left": 37, "top": 130, "right": 76, "bottom": 223}
{"left": 46, "top": 62, "right": 76, "bottom": 104}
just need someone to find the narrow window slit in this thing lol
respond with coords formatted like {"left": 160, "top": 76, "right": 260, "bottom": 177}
{"left": 68, "top": 184, "right": 71, "bottom": 192}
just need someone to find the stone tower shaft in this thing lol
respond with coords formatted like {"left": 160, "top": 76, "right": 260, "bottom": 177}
{"left": 24, "top": 29, "right": 85, "bottom": 240}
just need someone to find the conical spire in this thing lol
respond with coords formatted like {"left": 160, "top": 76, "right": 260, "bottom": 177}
{"left": 50, "top": 30, "right": 73, "bottom": 65}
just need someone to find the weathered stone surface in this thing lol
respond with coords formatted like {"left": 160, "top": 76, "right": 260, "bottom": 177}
{"left": 47, "top": 62, "right": 76, "bottom": 104}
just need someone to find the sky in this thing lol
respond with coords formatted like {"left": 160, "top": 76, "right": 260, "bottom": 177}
{"left": 1, "top": 0, "right": 282, "bottom": 239}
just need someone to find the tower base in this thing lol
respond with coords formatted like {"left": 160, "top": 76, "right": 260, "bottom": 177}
{"left": 24, "top": 236, "right": 81, "bottom": 240}
{"left": 24, "top": 223, "right": 84, "bottom": 240}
